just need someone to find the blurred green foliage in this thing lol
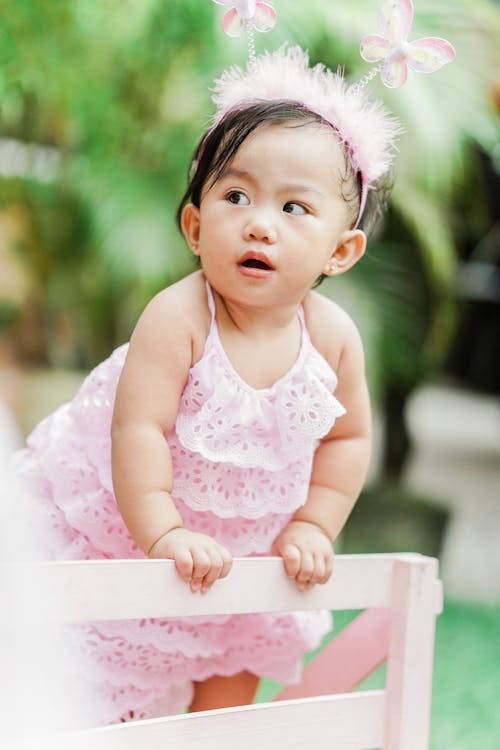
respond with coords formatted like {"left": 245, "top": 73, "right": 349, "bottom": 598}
{"left": 0, "top": 0, "right": 499, "bottom": 392}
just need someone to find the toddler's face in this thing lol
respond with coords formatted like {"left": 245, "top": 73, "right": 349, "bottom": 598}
{"left": 183, "top": 122, "right": 364, "bottom": 307}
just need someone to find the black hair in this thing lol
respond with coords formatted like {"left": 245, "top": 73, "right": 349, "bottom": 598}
{"left": 176, "top": 101, "right": 392, "bottom": 279}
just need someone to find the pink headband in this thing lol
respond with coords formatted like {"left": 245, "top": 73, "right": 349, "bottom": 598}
{"left": 211, "top": 45, "right": 401, "bottom": 227}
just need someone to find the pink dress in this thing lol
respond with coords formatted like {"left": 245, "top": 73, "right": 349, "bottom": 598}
{"left": 13, "top": 282, "right": 346, "bottom": 723}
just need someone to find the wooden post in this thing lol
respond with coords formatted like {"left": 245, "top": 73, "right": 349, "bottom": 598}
{"left": 383, "top": 554, "right": 440, "bottom": 750}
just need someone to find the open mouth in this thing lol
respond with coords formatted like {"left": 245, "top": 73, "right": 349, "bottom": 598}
{"left": 240, "top": 258, "right": 273, "bottom": 271}
{"left": 238, "top": 252, "right": 275, "bottom": 272}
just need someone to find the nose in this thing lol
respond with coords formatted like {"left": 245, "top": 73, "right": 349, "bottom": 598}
{"left": 243, "top": 211, "right": 277, "bottom": 244}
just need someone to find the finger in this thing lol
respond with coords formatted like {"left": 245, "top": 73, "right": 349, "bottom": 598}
{"left": 280, "top": 543, "right": 301, "bottom": 578}
{"left": 296, "top": 550, "right": 314, "bottom": 590}
{"left": 320, "top": 550, "right": 334, "bottom": 584}
{"left": 173, "top": 547, "right": 194, "bottom": 583}
{"left": 200, "top": 549, "right": 223, "bottom": 593}
{"left": 219, "top": 547, "right": 233, "bottom": 579}
{"left": 310, "top": 552, "right": 326, "bottom": 585}
{"left": 296, "top": 550, "right": 314, "bottom": 583}
{"left": 190, "top": 548, "right": 211, "bottom": 592}
{"left": 201, "top": 546, "right": 233, "bottom": 593}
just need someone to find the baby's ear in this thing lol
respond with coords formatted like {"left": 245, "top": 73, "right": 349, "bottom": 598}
{"left": 181, "top": 204, "right": 201, "bottom": 255}
{"left": 323, "top": 229, "right": 366, "bottom": 276}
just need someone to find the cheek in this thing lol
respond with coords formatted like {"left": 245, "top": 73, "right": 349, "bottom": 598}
{"left": 197, "top": 223, "right": 228, "bottom": 261}
{"left": 199, "top": 223, "right": 223, "bottom": 249}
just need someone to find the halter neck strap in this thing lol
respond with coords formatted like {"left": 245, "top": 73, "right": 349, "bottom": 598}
{"left": 205, "top": 279, "right": 216, "bottom": 319}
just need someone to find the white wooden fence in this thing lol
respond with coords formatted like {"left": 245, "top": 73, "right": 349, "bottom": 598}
{"left": 5, "top": 553, "right": 442, "bottom": 750}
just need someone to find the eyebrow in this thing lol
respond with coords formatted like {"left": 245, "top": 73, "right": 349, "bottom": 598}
{"left": 221, "top": 167, "right": 326, "bottom": 197}
{"left": 221, "top": 167, "right": 253, "bottom": 182}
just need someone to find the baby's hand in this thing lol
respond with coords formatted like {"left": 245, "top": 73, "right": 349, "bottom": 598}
{"left": 148, "top": 528, "right": 232, "bottom": 594}
{"left": 273, "top": 520, "right": 334, "bottom": 591}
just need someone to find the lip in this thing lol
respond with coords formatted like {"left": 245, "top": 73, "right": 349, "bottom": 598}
{"left": 237, "top": 250, "right": 275, "bottom": 279}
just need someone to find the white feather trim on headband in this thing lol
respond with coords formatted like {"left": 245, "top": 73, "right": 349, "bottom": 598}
{"left": 212, "top": 45, "right": 402, "bottom": 186}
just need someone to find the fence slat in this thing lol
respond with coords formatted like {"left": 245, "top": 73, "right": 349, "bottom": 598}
{"left": 276, "top": 607, "right": 391, "bottom": 700}
{"left": 36, "top": 691, "right": 386, "bottom": 750}
{"left": 6, "top": 554, "right": 398, "bottom": 624}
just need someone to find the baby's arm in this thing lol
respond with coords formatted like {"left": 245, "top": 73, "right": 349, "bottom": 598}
{"left": 111, "top": 281, "right": 232, "bottom": 593}
{"left": 273, "top": 299, "right": 371, "bottom": 590}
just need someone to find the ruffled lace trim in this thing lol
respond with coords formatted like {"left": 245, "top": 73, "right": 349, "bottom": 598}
{"left": 68, "top": 344, "right": 128, "bottom": 493}
{"left": 174, "top": 496, "right": 295, "bottom": 554}
{"left": 176, "top": 343, "right": 345, "bottom": 471}
{"left": 66, "top": 610, "right": 332, "bottom": 721}
{"left": 169, "top": 433, "right": 312, "bottom": 519}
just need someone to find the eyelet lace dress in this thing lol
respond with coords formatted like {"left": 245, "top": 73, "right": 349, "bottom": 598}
{"left": 12, "top": 282, "right": 346, "bottom": 723}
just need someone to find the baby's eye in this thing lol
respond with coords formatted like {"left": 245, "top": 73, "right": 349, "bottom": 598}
{"left": 283, "top": 202, "right": 308, "bottom": 215}
{"left": 226, "top": 190, "right": 250, "bottom": 205}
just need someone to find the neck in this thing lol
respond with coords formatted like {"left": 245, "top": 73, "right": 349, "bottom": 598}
{"left": 212, "top": 288, "right": 303, "bottom": 339}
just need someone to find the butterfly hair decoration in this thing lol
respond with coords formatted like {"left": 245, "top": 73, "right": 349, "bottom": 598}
{"left": 360, "top": 0, "right": 456, "bottom": 88}
{"left": 212, "top": 1, "right": 277, "bottom": 66}
{"left": 212, "top": 0, "right": 276, "bottom": 37}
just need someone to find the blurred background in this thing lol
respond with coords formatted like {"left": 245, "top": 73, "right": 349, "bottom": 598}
{"left": 0, "top": 1, "right": 499, "bottom": 747}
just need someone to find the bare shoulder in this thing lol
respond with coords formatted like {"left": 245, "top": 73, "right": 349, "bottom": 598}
{"left": 131, "top": 271, "right": 209, "bottom": 364}
{"left": 302, "top": 290, "right": 364, "bottom": 371}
